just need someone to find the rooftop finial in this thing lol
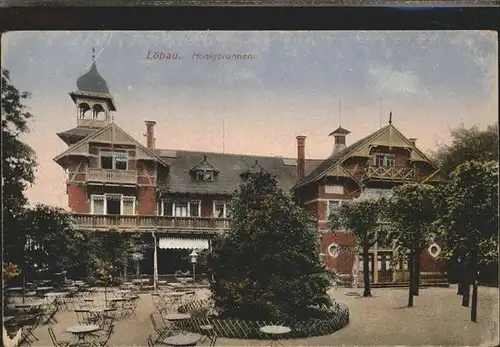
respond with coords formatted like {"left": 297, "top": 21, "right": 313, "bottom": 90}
{"left": 338, "top": 100, "right": 342, "bottom": 127}
{"left": 92, "top": 47, "right": 96, "bottom": 62}
{"left": 389, "top": 111, "right": 392, "bottom": 125}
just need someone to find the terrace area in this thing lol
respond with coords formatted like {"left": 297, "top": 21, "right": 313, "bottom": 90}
{"left": 3, "top": 284, "right": 498, "bottom": 347}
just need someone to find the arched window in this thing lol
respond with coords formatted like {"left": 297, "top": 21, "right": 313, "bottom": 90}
{"left": 79, "top": 102, "right": 90, "bottom": 119}
{"left": 93, "top": 104, "right": 105, "bottom": 120}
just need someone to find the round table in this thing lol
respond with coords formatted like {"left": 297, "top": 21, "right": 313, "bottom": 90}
{"left": 260, "top": 325, "right": 291, "bottom": 347}
{"left": 114, "top": 290, "right": 131, "bottom": 296}
{"left": 66, "top": 324, "right": 100, "bottom": 343}
{"left": 45, "top": 292, "right": 68, "bottom": 297}
{"left": 160, "top": 333, "right": 202, "bottom": 347}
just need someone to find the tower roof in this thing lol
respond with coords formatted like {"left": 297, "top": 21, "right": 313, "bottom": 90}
{"left": 76, "top": 61, "right": 110, "bottom": 94}
{"left": 328, "top": 126, "right": 351, "bottom": 136}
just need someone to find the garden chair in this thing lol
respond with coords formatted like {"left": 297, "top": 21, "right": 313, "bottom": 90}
{"left": 150, "top": 313, "right": 170, "bottom": 343}
{"left": 91, "top": 323, "right": 115, "bottom": 347}
{"left": 199, "top": 324, "right": 218, "bottom": 347}
{"left": 19, "top": 313, "right": 42, "bottom": 347}
{"left": 103, "top": 307, "right": 117, "bottom": 321}
{"left": 152, "top": 293, "right": 167, "bottom": 313}
{"left": 75, "top": 309, "right": 91, "bottom": 324}
{"left": 48, "top": 326, "right": 71, "bottom": 347}
{"left": 42, "top": 300, "right": 60, "bottom": 325}
{"left": 122, "top": 296, "right": 139, "bottom": 318}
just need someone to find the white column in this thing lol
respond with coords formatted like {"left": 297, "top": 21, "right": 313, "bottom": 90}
{"left": 153, "top": 231, "right": 158, "bottom": 291}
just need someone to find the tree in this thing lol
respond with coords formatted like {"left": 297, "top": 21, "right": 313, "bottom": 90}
{"left": 329, "top": 198, "right": 388, "bottom": 297}
{"left": 433, "top": 122, "right": 498, "bottom": 178}
{"left": 22, "top": 204, "right": 86, "bottom": 280}
{"left": 209, "top": 171, "right": 333, "bottom": 322}
{"left": 2, "top": 69, "right": 38, "bottom": 269}
{"left": 435, "top": 161, "right": 498, "bottom": 322}
{"left": 385, "top": 183, "right": 437, "bottom": 307}
{"left": 433, "top": 122, "right": 499, "bottom": 288}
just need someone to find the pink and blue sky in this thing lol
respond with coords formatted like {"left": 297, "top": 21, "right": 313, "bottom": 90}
{"left": 2, "top": 31, "right": 498, "bottom": 208}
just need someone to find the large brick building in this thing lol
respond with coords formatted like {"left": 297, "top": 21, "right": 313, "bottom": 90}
{"left": 54, "top": 59, "right": 447, "bottom": 284}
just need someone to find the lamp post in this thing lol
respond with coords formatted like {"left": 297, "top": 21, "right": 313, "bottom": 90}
{"left": 189, "top": 250, "right": 198, "bottom": 288}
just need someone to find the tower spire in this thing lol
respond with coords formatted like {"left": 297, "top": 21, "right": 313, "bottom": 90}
{"left": 389, "top": 111, "right": 392, "bottom": 125}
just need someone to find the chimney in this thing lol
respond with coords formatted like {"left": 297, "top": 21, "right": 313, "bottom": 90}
{"left": 296, "top": 136, "right": 306, "bottom": 182}
{"left": 144, "top": 120, "right": 156, "bottom": 149}
{"left": 409, "top": 138, "right": 417, "bottom": 146}
{"left": 328, "top": 127, "right": 351, "bottom": 156}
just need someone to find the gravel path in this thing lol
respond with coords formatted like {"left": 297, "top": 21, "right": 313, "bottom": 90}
{"left": 17, "top": 285, "right": 499, "bottom": 347}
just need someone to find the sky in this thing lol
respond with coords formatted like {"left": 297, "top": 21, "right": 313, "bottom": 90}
{"left": 2, "top": 31, "right": 498, "bottom": 208}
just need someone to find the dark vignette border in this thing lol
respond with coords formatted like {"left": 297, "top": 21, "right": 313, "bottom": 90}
{"left": 0, "top": 6, "right": 499, "bottom": 32}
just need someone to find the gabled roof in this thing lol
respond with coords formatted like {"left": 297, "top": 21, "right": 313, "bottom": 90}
{"left": 189, "top": 155, "right": 220, "bottom": 173}
{"left": 53, "top": 123, "right": 168, "bottom": 167}
{"left": 240, "top": 160, "right": 266, "bottom": 177}
{"left": 296, "top": 124, "right": 439, "bottom": 188}
{"left": 154, "top": 149, "right": 322, "bottom": 195}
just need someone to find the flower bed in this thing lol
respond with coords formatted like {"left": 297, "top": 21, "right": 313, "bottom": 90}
{"left": 177, "top": 299, "right": 349, "bottom": 339}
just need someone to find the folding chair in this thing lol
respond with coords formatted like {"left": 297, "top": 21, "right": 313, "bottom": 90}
{"left": 43, "top": 301, "right": 60, "bottom": 325}
{"left": 199, "top": 324, "right": 218, "bottom": 347}
{"left": 48, "top": 326, "right": 71, "bottom": 347}
{"left": 19, "top": 313, "right": 42, "bottom": 347}
{"left": 147, "top": 336, "right": 155, "bottom": 347}
{"left": 75, "top": 309, "right": 91, "bottom": 324}
{"left": 150, "top": 314, "right": 170, "bottom": 343}
{"left": 92, "top": 323, "right": 115, "bottom": 347}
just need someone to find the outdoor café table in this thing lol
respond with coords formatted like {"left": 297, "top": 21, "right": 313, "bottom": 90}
{"left": 66, "top": 324, "right": 100, "bottom": 343}
{"left": 35, "top": 286, "right": 54, "bottom": 296}
{"left": 114, "top": 290, "right": 131, "bottom": 297}
{"left": 45, "top": 292, "right": 68, "bottom": 298}
{"left": 163, "top": 314, "right": 191, "bottom": 336}
{"left": 15, "top": 302, "right": 42, "bottom": 314}
{"left": 260, "top": 325, "right": 291, "bottom": 347}
{"left": 160, "top": 333, "right": 202, "bottom": 347}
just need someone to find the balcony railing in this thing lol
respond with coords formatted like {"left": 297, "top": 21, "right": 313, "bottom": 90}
{"left": 72, "top": 214, "right": 231, "bottom": 233}
{"left": 361, "top": 165, "right": 415, "bottom": 181}
{"left": 77, "top": 118, "right": 107, "bottom": 128}
{"left": 87, "top": 168, "right": 138, "bottom": 185}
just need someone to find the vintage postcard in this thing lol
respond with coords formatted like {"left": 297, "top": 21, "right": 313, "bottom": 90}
{"left": 2, "top": 30, "right": 498, "bottom": 347}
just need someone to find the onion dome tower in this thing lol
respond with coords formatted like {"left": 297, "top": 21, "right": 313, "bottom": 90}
{"left": 58, "top": 49, "right": 117, "bottom": 146}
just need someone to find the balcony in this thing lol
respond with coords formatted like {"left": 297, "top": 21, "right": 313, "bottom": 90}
{"left": 361, "top": 165, "right": 415, "bottom": 182}
{"left": 87, "top": 168, "right": 138, "bottom": 185}
{"left": 72, "top": 214, "right": 231, "bottom": 234}
{"left": 77, "top": 118, "right": 107, "bottom": 128}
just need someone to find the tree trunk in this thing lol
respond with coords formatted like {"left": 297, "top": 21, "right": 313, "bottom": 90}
{"left": 408, "top": 250, "right": 414, "bottom": 307}
{"left": 471, "top": 256, "right": 478, "bottom": 322}
{"left": 362, "top": 244, "right": 372, "bottom": 297}
{"left": 414, "top": 247, "right": 421, "bottom": 296}
{"left": 462, "top": 259, "right": 470, "bottom": 307}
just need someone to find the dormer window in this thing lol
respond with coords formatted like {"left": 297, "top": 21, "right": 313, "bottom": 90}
{"left": 376, "top": 154, "right": 395, "bottom": 167}
{"left": 196, "top": 170, "right": 214, "bottom": 181}
{"left": 190, "top": 154, "right": 219, "bottom": 182}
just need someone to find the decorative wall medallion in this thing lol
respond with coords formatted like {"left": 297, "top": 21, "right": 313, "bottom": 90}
{"left": 428, "top": 243, "right": 441, "bottom": 258}
{"left": 327, "top": 243, "right": 340, "bottom": 258}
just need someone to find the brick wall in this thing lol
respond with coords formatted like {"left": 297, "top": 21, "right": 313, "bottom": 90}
{"left": 137, "top": 186, "right": 157, "bottom": 215}
{"left": 67, "top": 183, "right": 89, "bottom": 213}
{"left": 321, "top": 231, "right": 356, "bottom": 274}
